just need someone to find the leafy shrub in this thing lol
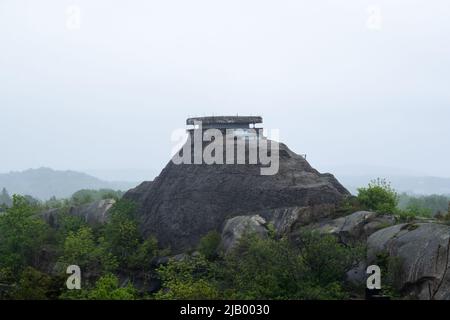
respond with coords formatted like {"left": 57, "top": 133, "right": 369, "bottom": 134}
{"left": 0, "top": 196, "right": 50, "bottom": 274}
{"left": 335, "top": 196, "right": 363, "bottom": 217}
{"left": 103, "top": 200, "right": 162, "bottom": 272}
{"left": 0, "top": 188, "right": 12, "bottom": 207}
{"left": 12, "top": 267, "right": 54, "bottom": 300}
{"left": 60, "top": 274, "right": 137, "bottom": 300}
{"left": 58, "top": 226, "right": 118, "bottom": 278}
{"left": 87, "top": 274, "right": 137, "bottom": 300}
{"left": 198, "top": 231, "right": 221, "bottom": 260}
{"left": 374, "top": 251, "right": 404, "bottom": 297}
{"left": 155, "top": 231, "right": 363, "bottom": 300}
{"left": 357, "top": 179, "right": 398, "bottom": 214}
{"left": 128, "top": 237, "right": 160, "bottom": 273}
{"left": 71, "top": 189, "right": 123, "bottom": 206}
{"left": 220, "top": 232, "right": 362, "bottom": 299}
{"left": 155, "top": 255, "right": 220, "bottom": 300}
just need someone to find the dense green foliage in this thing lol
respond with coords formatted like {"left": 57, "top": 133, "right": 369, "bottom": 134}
{"left": 58, "top": 226, "right": 118, "bottom": 277}
{"left": 0, "top": 194, "right": 365, "bottom": 300}
{"left": 0, "top": 196, "right": 49, "bottom": 274}
{"left": 155, "top": 255, "right": 220, "bottom": 300}
{"left": 60, "top": 274, "right": 138, "bottom": 300}
{"left": 1, "top": 181, "right": 447, "bottom": 300}
{"left": 0, "top": 195, "right": 156, "bottom": 299}
{"left": 70, "top": 189, "right": 124, "bottom": 206}
{"left": 41, "top": 189, "right": 124, "bottom": 209}
{"left": 156, "top": 232, "right": 363, "bottom": 300}
{"left": 197, "top": 231, "right": 221, "bottom": 260}
{"left": 0, "top": 188, "right": 12, "bottom": 207}
{"left": 398, "top": 193, "right": 449, "bottom": 217}
{"left": 11, "top": 267, "right": 58, "bottom": 300}
{"left": 354, "top": 178, "right": 444, "bottom": 220}
{"left": 357, "top": 179, "right": 399, "bottom": 213}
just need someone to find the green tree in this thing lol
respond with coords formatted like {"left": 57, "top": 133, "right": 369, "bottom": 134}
{"left": 58, "top": 226, "right": 117, "bottom": 279}
{"left": 404, "top": 203, "right": 432, "bottom": 218}
{"left": 60, "top": 274, "right": 137, "bottom": 300}
{"left": 0, "top": 188, "right": 12, "bottom": 207}
{"left": 198, "top": 231, "right": 221, "bottom": 260}
{"left": 128, "top": 237, "right": 159, "bottom": 273}
{"left": 71, "top": 191, "right": 94, "bottom": 206}
{"left": 398, "top": 193, "right": 449, "bottom": 217}
{"left": 23, "top": 195, "right": 40, "bottom": 207}
{"left": 155, "top": 232, "right": 363, "bottom": 300}
{"left": 103, "top": 200, "right": 162, "bottom": 272}
{"left": 357, "top": 178, "right": 398, "bottom": 213}
{"left": 103, "top": 200, "right": 140, "bottom": 266}
{"left": 155, "top": 255, "right": 220, "bottom": 300}
{"left": 71, "top": 189, "right": 123, "bottom": 206}
{"left": 55, "top": 210, "right": 88, "bottom": 241}
{"left": 220, "top": 231, "right": 362, "bottom": 299}
{"left": 87, "top": 274, "right": 137, "bottom": 300}
{"left": 12, "top": 267, "right": 53, "bottom": 300}
{"left": 0, "top": 195, "right": 49, "bottom": 274}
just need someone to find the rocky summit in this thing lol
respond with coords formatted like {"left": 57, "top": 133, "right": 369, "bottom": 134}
{"left": 124, "top": 116, "right": 350, "bottom": 252}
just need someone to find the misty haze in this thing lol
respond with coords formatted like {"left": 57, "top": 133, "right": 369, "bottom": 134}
{"left": 1, "top": 0, "right": 450, "bottom": 304}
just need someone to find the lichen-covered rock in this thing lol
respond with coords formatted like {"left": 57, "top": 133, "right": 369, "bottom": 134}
{"left": 367, "top": 223, "right": 450, "bottom": 300}
{"left": 220, "top": 215, "right": 268, "bottom": 254}
{"left": 124, "top": 139, "right": 349, "bottom": 253}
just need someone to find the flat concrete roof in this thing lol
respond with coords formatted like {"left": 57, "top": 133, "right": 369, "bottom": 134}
{"left": 186, "top": 116, "right": 263, "bottom": 125}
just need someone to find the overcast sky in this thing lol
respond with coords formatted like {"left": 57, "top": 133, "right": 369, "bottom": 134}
{"left": 1, "top": 0, "right": 449, "bottom": 181}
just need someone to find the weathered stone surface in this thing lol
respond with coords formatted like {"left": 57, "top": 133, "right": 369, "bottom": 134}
{"left": 346, "top": 261, "right": 368, "bottom": 285}
{"left": 367, "top": 223, "right": 450, "bottom": 300}
{"left": 221, "top": 215, "right": 268, "bottom": 254}
{"left": 123, "top": 181, "right": 153, "bottom": 204}
{"left": 124, "top": 140, "right": 349, "bottom": 253}
{"left": 310, "top": 211, "right": 396, "bottom": 245}
{"left": 71, "top": 199, "right": 116, "bottom": 224}
{"left": 264, "top": 204, "right": 338, "bottom": 237}
{"left": 41, "top": 199, "right": 116, "bottom": 227}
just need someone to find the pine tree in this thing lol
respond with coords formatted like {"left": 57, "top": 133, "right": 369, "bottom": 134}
{"left": 0, "top": 188, "right": 12, "bottom": 207}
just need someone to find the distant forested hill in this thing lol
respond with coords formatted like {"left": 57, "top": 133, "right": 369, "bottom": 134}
{"left": 0, "top": 167, "right": 138, "bottom": 200}
{"left": 337, "top": 175, "right": 450, "bottom": 195}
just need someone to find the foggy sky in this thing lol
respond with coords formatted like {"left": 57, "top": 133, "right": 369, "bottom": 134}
{"left": 1, "top": 0, "right": 449, "bottom": 181}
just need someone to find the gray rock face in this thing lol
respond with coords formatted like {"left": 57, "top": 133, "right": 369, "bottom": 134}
{"left": 346, "top": 261, "right": 368, "bottom": 285}
{"left": 221, "top": 215, "right": 268, "bottom": 254}
{"left": 124, "top": 140, "right": 350, "bottom": 253}
{"left": 71, "top": 199, "right": 116, "bottom": 224}
{"left": 266, "top": 204, "right": 340, "bottom": 237}
{"left": 123, "top": 181, "right": 153, "bottom": 204}
{"left": 41, "top": 199, "right": 116, "bottom": 227}
{"left": 367, "top": 223, "right": 450, "bottom": 300}
{"left": 311, "top": 211, "right": 396, "bottom": 245}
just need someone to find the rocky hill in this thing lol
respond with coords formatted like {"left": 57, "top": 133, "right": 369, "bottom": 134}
{"left": 125, "top": 138, "right": 350, "bottom": 252}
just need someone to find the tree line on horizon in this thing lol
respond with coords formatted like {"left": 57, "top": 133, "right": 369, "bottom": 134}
{"left": 0, "top": 188, "right": 124, "bottom": 212}
{"left": 2, "top": 184, "right": 449, "bottom": 218}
